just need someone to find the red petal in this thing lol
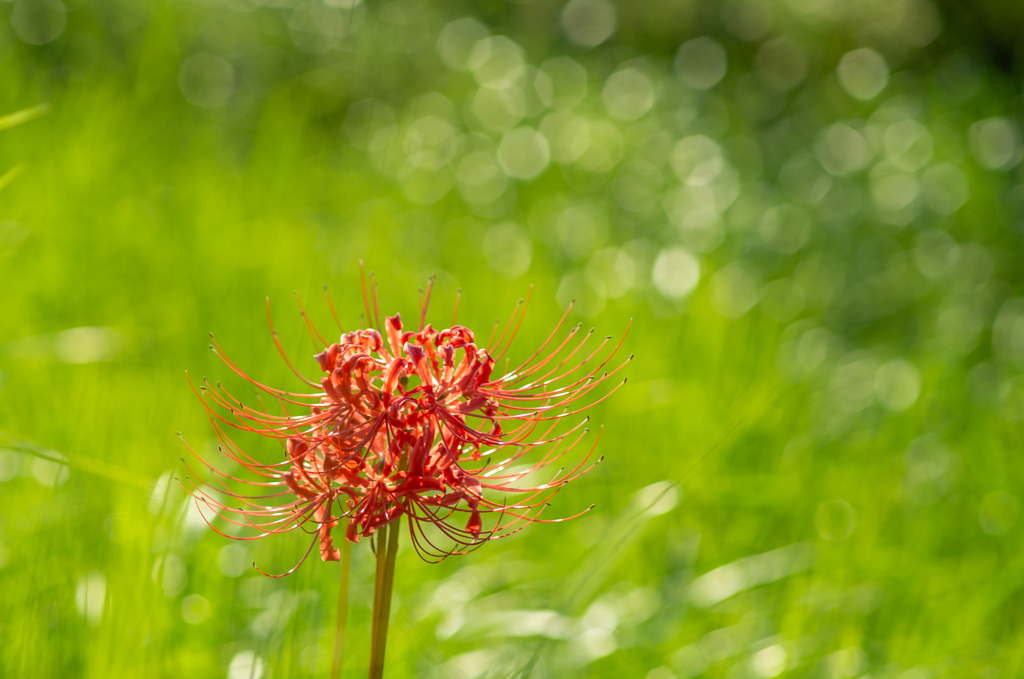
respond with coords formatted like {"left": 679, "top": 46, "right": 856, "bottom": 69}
{"left": 466, "top": 509, "right": 482, "bottom": 538}
{"left": 317, "top": 504, "right": 341, "bottom": 562}
{"left": 286, "top": 437, "right": 309, "bottom": 460}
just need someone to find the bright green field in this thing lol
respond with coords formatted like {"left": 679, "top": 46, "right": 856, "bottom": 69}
{"left": 2, "top": 0, "right": 1023, "bottom": 677}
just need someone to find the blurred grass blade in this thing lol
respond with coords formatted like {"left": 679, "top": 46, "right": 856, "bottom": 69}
{"left": 0, "top": 103, "right": 50, "bottom": 132}
{"left": 0, "top": 164, "right": 24, "bottom": 192}
{"left": 0, "top": 433, "right": 150, "bottom": 489}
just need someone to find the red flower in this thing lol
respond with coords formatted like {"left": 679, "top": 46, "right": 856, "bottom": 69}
{"left": 181, "top": 273, "right": 629, "bottom": 574}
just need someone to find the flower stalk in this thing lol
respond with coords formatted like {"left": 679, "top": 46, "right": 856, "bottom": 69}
{"left": 330, "top": 539, "right": 351, "bottom": 679}
{"left": 369, "top": 523, "right": 400, "bottom": 679}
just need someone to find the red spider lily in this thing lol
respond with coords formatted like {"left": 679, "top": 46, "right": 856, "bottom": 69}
{"left": 180, "top": 272, "right": 630, "bottom": 574}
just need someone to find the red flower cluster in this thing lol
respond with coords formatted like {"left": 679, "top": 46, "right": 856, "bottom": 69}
{"left": 181, "top": 278, "right": 629, "bottom": 574}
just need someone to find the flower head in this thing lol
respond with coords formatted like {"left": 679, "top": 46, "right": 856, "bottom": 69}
{"left": 181, "top": 271, "right": 629, "bottom": 574}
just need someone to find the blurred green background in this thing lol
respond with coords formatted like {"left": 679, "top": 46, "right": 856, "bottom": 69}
{"left": 2, "top": 0, "right": 1024, "bottom": 676}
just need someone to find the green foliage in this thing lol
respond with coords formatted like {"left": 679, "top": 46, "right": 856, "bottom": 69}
{"left": 1, "top": 0, "right": 1023, "bottom": 677}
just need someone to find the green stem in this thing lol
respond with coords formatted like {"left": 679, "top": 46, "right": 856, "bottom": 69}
{"left": 368, "top": 522, "right": 400, "bottom": 679}
{"left": 369, "top": 524, "right": 388, "bottom": 674}
{"left": 330, "top": 539, "right": 351, "bottom": 679}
